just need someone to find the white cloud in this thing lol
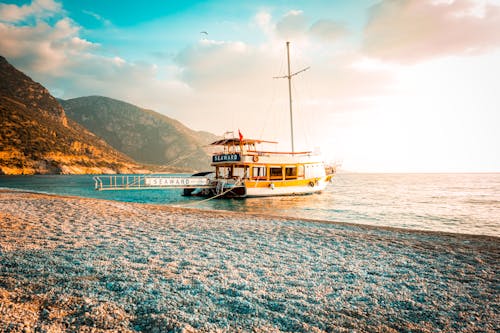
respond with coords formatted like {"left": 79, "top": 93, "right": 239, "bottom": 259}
{"left": 308, "top": 19, "right": 348, "bottom": 42}
{"left": 0, "top": 17, "right": 96, "bottom": 74}
{"left": 363, "top": 0, "right": 500, "bottom": 63}
{"left": 253, "top": 11, "right": 273, "bottom": 38}
{"left": 0, "top": 0, "right": 61, "bottom": 23}
{"left": 275, "top": 10, "right": 308, "bottom": 39}
{"left": 82, "top": 9, "right": 112, "bottom": 27}
{"left": 267, "top": 9, "right": 349, "bottom": 45}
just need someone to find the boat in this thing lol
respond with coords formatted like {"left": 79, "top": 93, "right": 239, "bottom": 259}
{"left": 194, "top": 133, "right": 334, "bottom": 198}
{"left": 185, "top": 41, "right": 335, "bottom": 198}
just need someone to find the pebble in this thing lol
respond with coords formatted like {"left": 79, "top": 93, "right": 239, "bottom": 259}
{"left": 0, "top": 191, "right": 498, "bottom": 332}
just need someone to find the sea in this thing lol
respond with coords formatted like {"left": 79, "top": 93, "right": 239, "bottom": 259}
{"left": 1, "top": 173, "right": 499, "bottom": 237}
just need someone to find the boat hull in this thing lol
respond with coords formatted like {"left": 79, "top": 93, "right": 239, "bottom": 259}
{"left": 244, "top": 178, "right": 328, "bottom": 197}
{"left": 210, "top": 177, "right": 329, "bottom": 198}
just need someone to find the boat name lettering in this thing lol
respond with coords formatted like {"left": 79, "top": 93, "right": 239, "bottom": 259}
{"left": 144, "top": 177, "right": 209, "bottom": 186}
{"left": 212, "top": 153, "right": 241, "bottom": 162}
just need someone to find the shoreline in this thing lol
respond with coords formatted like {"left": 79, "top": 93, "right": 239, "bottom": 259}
{"left": 1, "top": 188, "right": 498, "bottom": 241}
{"left": 1, "top": 190, "right": 499, "bottom": 332}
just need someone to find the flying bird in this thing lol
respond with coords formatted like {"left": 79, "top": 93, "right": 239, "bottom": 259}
{"left": 200, "top": 31, "right": 208, "bottom": 35}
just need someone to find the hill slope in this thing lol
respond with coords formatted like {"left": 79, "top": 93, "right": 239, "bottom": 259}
{"left": 0, "top": 55, "right": 140, "bottom": 175}
{"left": 61, "top": 96, "right": 218, "bottom": 171}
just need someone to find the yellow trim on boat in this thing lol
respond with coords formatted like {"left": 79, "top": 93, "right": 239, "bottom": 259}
{"left": 244, "top": 178, "right": 321, "bottom": 188}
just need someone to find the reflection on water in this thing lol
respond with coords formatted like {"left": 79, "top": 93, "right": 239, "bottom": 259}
{"left": 197, "top": 194, "right": 329, "bottom": 218}
{"left": 1, "top": 173, "right": 499, "bottom": 236}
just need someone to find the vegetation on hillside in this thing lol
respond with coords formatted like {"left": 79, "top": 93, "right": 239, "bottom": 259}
{"left": 61, "top": 96, "right": 218, "bottom": 171}
{"left": 0, "top": 56, "right": 140, "bottom": 175}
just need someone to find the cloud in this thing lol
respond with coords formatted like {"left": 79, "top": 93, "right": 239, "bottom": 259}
{"left": 308, "top": 19, "right": 348, "bottom": 42}
{"left": 175, "top": 39, "right": 272, "bottom": 91}
{"left": 254, "top": 11, "right": 273, "bottom": 36}
{"left": 274, "top": 10, "right": 349, "bottom": 43}
{"left": 48, "top": 55, "right": 189, "bottom": 101}
{"left": 0, "top": 17, "right": 96, "bottom": 74}
{"left": 0, "top": 0, "right": 61, "bottom": 23}
{"left": 82, "top": 9, "right": 112, "bottom": 27}
{"left": 0, "top": 0, "right": 94, "bottom": 75}
{"left": 363, "top": 0, "right": 500, "bottom": 63}
{"left": 275, "top": 10, "right": 308, "bottom": 39}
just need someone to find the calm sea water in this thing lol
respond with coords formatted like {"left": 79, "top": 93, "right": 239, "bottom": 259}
{"left": 1, "top": 173, "right": 499, "bottom": 237}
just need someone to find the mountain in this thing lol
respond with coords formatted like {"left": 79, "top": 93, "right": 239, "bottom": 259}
{"left": 60, "top": 96, "right": 218, "bottom": 171}
{"left": 0, "top": 55, "right": 141, "bottom": 175}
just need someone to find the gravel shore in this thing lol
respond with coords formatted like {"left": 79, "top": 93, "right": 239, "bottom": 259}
{"left": 0, "top": 190, "right": 498, "bottom": 332}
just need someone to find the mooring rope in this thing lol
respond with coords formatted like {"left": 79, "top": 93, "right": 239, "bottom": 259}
{"left": 173, "top": 179, "right": 243, "bottom": 207}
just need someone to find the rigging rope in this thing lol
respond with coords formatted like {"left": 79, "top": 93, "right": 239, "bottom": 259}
{"left": 260, "top": 47, "right": 287, "bottom": 142}
{"left": 159, "top": 146, "right": 207, "bottom": 169}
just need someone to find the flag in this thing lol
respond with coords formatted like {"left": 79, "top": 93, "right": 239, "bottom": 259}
{"left": 238, "top": 129, "right": 243, "bottom": 141}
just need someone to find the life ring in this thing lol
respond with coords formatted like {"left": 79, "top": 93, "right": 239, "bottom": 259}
{"left": 253, "top": 155, "right": 259, "bottom": 162}
{"left": 309, "top": 181, "right": 315, "bottom": 187}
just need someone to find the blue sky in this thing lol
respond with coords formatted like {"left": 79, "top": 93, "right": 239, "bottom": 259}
{"left": 55, "top": 1, "right": 372, "bottom": 64}
{"left": 1, "top": 0, "right": 500, "bottom": 172}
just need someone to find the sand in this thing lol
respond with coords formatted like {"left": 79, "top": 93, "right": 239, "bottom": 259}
{"left": 0, "top": 190, "right": 498, "bottom": 332}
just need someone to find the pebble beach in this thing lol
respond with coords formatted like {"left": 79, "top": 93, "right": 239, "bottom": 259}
{"left": 0, "top": 190, "right": 498, "bottom": 332}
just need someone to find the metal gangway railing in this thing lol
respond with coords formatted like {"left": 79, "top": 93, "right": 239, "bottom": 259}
{"left": 93, "top": 174, "right": 214, "bottom": 191}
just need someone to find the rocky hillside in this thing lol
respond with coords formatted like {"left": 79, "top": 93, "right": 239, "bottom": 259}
{"left": 61, "top": 96, "right": 218, "bottom": 171}
{"left": 0, "top": 55, "right": 142, "bottom": 175}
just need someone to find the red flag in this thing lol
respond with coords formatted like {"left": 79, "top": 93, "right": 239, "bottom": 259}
{"left": 238, "top": 129, "right": 243, "bottom": 141}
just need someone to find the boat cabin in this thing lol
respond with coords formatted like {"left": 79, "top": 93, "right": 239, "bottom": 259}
{"left": 210, "top": 136, "right": 328, "bottom": 187}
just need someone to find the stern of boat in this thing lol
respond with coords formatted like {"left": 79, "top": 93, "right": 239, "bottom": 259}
{"left": 210, "top": 178, "right": 247, "bottom": 198}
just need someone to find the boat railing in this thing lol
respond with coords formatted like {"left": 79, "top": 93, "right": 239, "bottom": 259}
{"left": 93, "top": 176, "right": 102, "bottom": 190}
{"left": 93, "top": 175, "right": 147, "bottom": 190}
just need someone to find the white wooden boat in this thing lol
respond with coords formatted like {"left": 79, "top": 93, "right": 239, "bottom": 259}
{"left": 200, "top": 42, "right": 335, "bottom": 198}
{"left": 203, "top": 134, "right": 334, "bottom": 198}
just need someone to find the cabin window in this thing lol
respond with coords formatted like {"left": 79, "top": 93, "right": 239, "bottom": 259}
{"left": 252, "top": 166, "right": 266, "bottom": 180}
{"left": 269, "top": 166, "right": 283, "bottom": 180}
{"left": 285, "top": 166, "right": 297, "bottom": 179}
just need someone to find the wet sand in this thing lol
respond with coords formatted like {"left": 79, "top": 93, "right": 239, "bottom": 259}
{"left": 0, "top": 190, "right": 498, "bottom": 332}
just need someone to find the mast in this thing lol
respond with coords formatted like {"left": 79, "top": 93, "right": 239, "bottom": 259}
{"left": 274, "top": 42, "right": 309, "bottom": 153}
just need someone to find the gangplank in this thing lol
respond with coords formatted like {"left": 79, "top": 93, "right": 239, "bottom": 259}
{"left": 93, "top": 173, "right": 214, "bottom": 191}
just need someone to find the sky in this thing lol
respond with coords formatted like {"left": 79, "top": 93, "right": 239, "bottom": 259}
{"left": 1, "top": 0, "right": 499, "bottom": 172}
